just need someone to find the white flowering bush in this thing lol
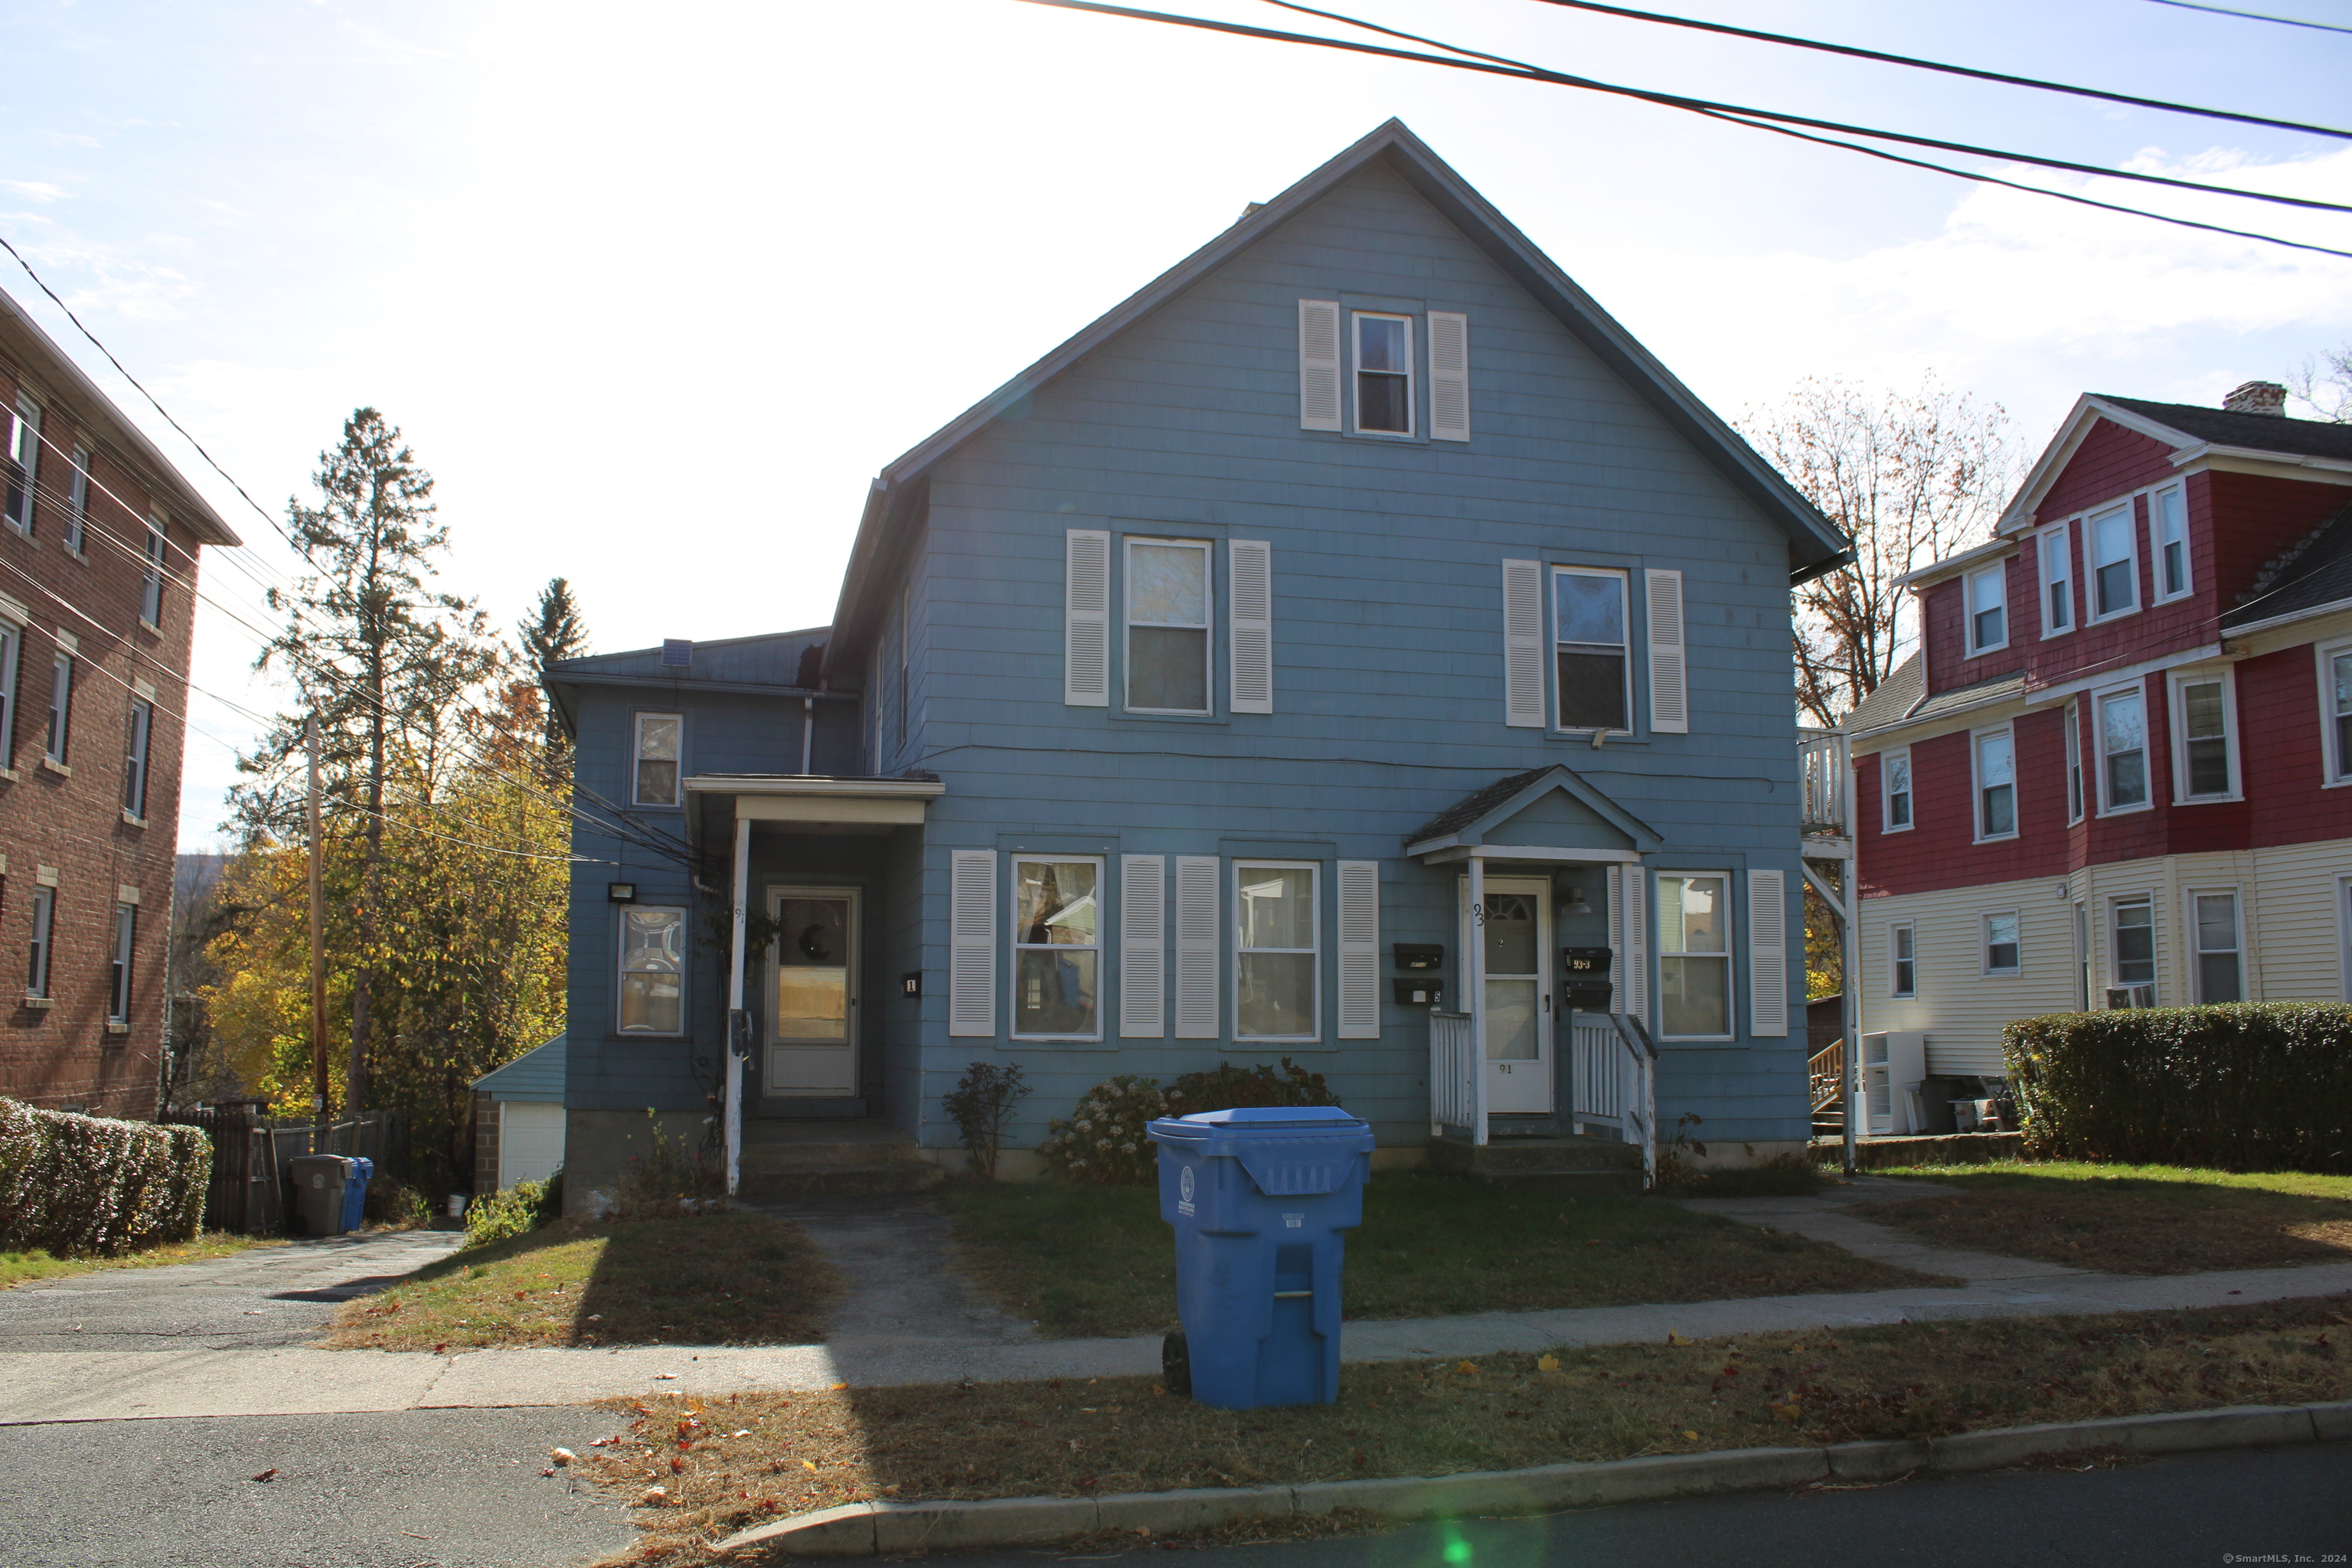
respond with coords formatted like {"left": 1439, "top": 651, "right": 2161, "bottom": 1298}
{"left": 1037, "top": 1074, "right": 1167, "bottom": 1185}
{"left": 0, "top": 1097, "right": 211, "bottom": 1256}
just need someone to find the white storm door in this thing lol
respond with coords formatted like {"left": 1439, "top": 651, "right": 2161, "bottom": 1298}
{"left": 1461, "top": 875, "right": 1554, "bottom": 1114}
{"left": 768, "top": 887, "right": 860, "bottom": 1096}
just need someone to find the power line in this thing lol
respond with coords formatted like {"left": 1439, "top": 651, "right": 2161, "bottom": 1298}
{"left": 2144, "top": 0, "right": 2352, "bottom": 34}
{"left": 1515, "top": 0, "right": 2351, "bottom": 139}
{"left": 1014, "top": 0, "right": 2352, "bottom": 260}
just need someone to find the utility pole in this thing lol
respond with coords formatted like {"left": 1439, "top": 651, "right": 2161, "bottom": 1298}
{"left": 306, "top": 713, "right": 329, "bottom": 1152}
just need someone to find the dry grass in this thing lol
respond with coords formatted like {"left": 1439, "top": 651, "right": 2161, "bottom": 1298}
{"left": 580, "top": 1291, "right": 2352, "bottom": 1563}
{"left": 1864, "top": 1162, "right": 2352, "bottom": 1275}
{"left": 940, "top": 1173, "right": 1947, "bottom": 1339}
{"left": 321, "top": 1211, "right": 842, "bottom": 1351}
{"left": 0, "top": 1231, "right": 279, "bottom": 1289}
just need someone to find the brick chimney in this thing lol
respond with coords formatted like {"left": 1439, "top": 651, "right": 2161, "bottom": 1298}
{"left": 2223, "top": 380, "right": 2288, "bottom": 416}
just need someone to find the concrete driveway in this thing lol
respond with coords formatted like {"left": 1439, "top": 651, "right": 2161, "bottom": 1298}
{"left": 0, "top": 1230, "right": 466, "bottom": 1352}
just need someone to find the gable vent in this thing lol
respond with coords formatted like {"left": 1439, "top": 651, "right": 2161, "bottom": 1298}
{"left": 660, "top": 639, "right": 693, "bottom": 668}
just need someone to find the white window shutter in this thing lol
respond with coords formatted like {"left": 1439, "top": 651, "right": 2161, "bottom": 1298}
{"left": 949, "top": 850, "right": 997, "bottom": 1037}
{"left": 1336, "top": 860, "right": 1380, "bottom": 1040}
{"left": 1622, "top": 867, "right": 1648, "bottom": 1024}
{"left": 1298, "top": 299, "right": 1341, "bottom": 431}
{"left": 1502, "top": 558, "right": 1544, "bottom": 728}
{"left": 1749, "top": 868, "right": 1788, "bottom": 1037}
{"left": 1120, "top": 854, "right": 1166, "bottom": 1039}
{"left": 1606, "top": 866, "right": 1623, "bottom": 1005}
{"left": 1229, "top": 539, "right": 1274, "bottom": 715}
{"left": 1645, "top": 568, "right": 1688, "bottom": 735}
{"left": 1064, "top": 529, "right": 1110, "bottom": 707}
{"left": 1427, "top": 311, "right": 1469, "bottom": 441}
{"left": 1174, "top": 855, "right": 1220, "bottom": 1039}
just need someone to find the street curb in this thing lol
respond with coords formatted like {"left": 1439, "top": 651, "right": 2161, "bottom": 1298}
{"left": 709, "top": 1400, "right": 2348, "bottom": 1557}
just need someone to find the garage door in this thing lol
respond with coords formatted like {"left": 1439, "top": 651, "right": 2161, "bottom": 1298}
{"left": 498, "top": 1101, "right": 567, "bottom": 1191}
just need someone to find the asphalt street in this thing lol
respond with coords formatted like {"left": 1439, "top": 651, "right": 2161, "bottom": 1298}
{"left": 0, "top": 1406, "right": 634, "bottom": 1568}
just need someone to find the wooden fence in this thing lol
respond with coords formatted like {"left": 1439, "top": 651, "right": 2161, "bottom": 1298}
{"left": 157, "top": 1106, "right": 410, "bottom": 1235}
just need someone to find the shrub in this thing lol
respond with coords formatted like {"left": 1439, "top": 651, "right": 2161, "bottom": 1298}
{"left": 942, "top": 1061, "right": 1030, "bottom": 1181}
{"left": 463, "top": 1171, "right": 564, "bottom": 1247}
{"left": 0, "top": 1098, "right": 212, "bottom": 1257}
{"left": 364, "top": 1172, "right": 431, "bottom": 1228}
{"left": 1165, "top": 1057, "right": 1338, "bottom": 1114}
{"left": 1038, "top": 1075, "right": 1167, "bottom": 1184}
{"left": 2004, "top": 1003, "right": 2352, "bottom": 1172}
{"left": 612, "top": 1109, "right": 725, "bottom": 1217}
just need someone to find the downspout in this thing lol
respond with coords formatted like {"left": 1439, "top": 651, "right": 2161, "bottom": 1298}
{"left": 800, "top": 696, "right": 815, "bottom": 776}
{"left": 725, "top": 814, "right": 750, "bottom": 1198}
{"left": 1841, "top": 734, "right": 1860, "bottom": 1178}
{"left": 1467, "top": 854, "right": 1488, "bottom": 1148}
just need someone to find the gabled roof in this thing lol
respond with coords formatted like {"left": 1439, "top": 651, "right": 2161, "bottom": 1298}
{"left": 2001, "top": 393, "right": 2352, "bottom": 533}
{"left": 472, "top": 1033, "right": 564, "bottom": 1100}
{"left": 2223, "top": 495, "right": 2352, "bottom": 632}
{"left": 824, "top": 120, "right": 1847, "bottom": 679}
{"left": 1406, "top": 764, "right": 1661, "bottom": 856}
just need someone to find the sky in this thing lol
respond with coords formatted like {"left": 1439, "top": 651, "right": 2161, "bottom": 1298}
{"left": 1, "top": 0, "right": 2347, "bottom": 844}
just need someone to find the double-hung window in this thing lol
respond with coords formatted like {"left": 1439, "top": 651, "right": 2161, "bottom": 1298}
{"left": 2065, "top": 699, "right": 2084, "bottom": 824}
{"left": 1983, "top": 912, "right": 2021, "bottom": 976}
{"left": 632, "top": 712, "right": 681, "bottom": 806}
{"left": 1974, "top": 727, "right": 2016, "bottom": 840}
{"left": 1656, "top": 873, "right": 1731, "bottom": 1038}
{"left": 2097, "top": 684, "right": 2148, "bottom": 812}
{"left": 2111, "top": 897, "right": 2156, "bottom": 991}
{"left": 1353, "top": 313, "right": 1413, "bottom": 435}
{"left": 2322, "top": 642, "right": 2352, "bottom": 785}
{"left": 617, "top": 906, "right": 684, "bottom": 1034}
{"left": 2039, "top": 523, "right": 2073, "bottom": 635}
{"left": 2189, "top": 890, "right": 2243, "bottom": 1003}
{"left": 139, "top": 523, "right": 167, "bottom": 626}
{"left": 2173, "top": 675, "right": 2236, "bottom": 801}
{"left": 26, "top": 886, "right": 54, "bottom": 998}
{"left": 1889, "top": 922, "right": 1916, "bottom": 998}
{"left": 1012, "top": 856, "right": 1100, "bottom": 1040}
{"left": 65, "top": 447, "right": 90, "bottom": 554}
{"left": 0, "top": 619, "right": 17, "bottom": 768}
{"left": 5, "top": 399, "right": 38, "bottom": 535}
{"left": 2086, "top": 503, "right": 2138, "bottom": 619}
{"left": 44, "top": 654, "right": 70, "bottom": 765}
{"left": 1553, "top": 567, "right": 1629, "bottom": 732}
{"left": 107, "top": 905, "right": 136, "bottom": 1024}
{"left": 2152, "top": 484, "right": 2190, "bottom": 601}
{"left": 1125, "top": 538, "right": 1211, "bottom": 714}
{"left": 122, "top": 696, "right": 152, "bottom": 818}
{"left": 1965, "top": 564, "right": 2007, "bottom": 655}
{"left": 1235, "top": 861, "right": 1318, "bottom": 1040}
{"left": 1881, "top": 750, "right": 1913, "bottom": 831}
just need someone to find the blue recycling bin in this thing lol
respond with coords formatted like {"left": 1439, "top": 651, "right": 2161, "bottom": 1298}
{"left": 1146, "top": 1106, "right": 1376, "bottom": 1410}
{"left": 341, "top": 1156, "right": 374, "bottom": 1232}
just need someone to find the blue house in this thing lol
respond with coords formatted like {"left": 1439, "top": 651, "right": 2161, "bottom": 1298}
{"left": 545, "top": 122, "right": 1846, "bottom": 1204}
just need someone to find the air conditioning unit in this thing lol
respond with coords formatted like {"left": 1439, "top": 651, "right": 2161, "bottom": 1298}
{"left": 2104, "top": 985, "right": 2157, "bottom": 1010}
{"left": 1860, "top": 1031, "right": 1927, "bottom": 1136}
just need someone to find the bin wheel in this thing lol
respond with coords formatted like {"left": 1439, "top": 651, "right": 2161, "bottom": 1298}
{"left": 1161, "top": 1331, "right": 1191, "bottom": 1399}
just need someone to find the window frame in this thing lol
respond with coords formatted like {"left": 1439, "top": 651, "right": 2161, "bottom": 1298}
{"left": 139, "top": 521, "right": 167, "bottom": 627}
{"left": 107, "top": 904, "right": 136, "bottom": 1024}
{"left": 2317, "top": 639, "right": 2352, "bottom": 789}
{"left": 2151, "top": 482, "right": 2192, "bottom": 603}
{"left": 0, "top": 618, "right": 17, "bottom": 769}
{"left": 122, "top": 695, "right": 152, "bottom": 818}
{"left": 1349, "top": 311, "right": 1416, "bottom": 437}
{"left": 1981, "top": 910, "right": 2022, "bottom": 977}
{"left": 2168, "top": 668, "right": 2240, "bottom": 804}
{"left": 1880, "top": 747, "right": 1913, "bottom": 834}
{"left": 2064, "top": 697, "right": 2084, "bottom": 825}
{"left": 2095, "top": 682, "right": 2152, "bottom": 816}
{"left": 2082, "top": 500, "right": 2141, "bottom": 623}
{"left": 65, "top": 446, "right": 90, "bottom": 554}
{"left": 2109, "top": 893, "right": 2158, "bottom": 998}
{"left": 2185, "top": 886, "right": 2244, "bottom": 1004}
{"left": 1122, "top": 535, "right": 1214, "bottom": 717}
{"left": 44, "top": 653, "right": 70, "bottom": 765}
{"left": 1971, "top": 724, "right": 2019, "bottom": 843}
{"left": 1964, "top": 563, "right": 2009, "bottom": 656}
{"left": 1655, "top": 871, "right": 1735, "bottom": 1041}
{"left": 615, "top": 904, "right": 688, "bottom": 1037}
{"left": 1550, "top": 564, "right": 1632, "bottom": 737}
{"left": 2037, "top": 520, "right": 2074, "bottom": 637}
{"left": 27, "top": 885, "right": 54, "bottom": 999}
{"left": 1233, "top": 858, "right": 1321, "bottom": 1044}
{"left": 5, "top": 397, "right": 39, "bottom": 537}
{"left": 1009, "top": 853, "right": 1106, "bottom": 1044}
{"left": 1889, "top": 921, "right": 1916, "bottom": 998}
{"left": 630, "top": 710, "right": 684, "bottom": 808}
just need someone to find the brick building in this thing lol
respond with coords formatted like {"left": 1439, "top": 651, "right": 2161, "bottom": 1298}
{"left": 1, "top": 286, "right": 238, "bottom": 1117}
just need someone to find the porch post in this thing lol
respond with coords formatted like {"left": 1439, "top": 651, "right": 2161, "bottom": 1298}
{"left": 1467, "top": 852, "right": 1488, "bottom": 1148}
{"left": 725, "top": 814, "right": 750, "bottom": 1198}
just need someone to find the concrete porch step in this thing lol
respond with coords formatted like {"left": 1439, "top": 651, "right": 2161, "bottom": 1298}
{"left": 1426, "top": 1135, "right": 1645, "bottom": 1193}
{"left": 737, "top": 1163, "right": 946, "bottom": 1201}
{"left": 738, "top": 1119, "right": 934, "bottom": 1174}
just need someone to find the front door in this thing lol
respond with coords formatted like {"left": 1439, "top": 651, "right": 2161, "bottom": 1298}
{"left": 767, "top": 887, "right": 859, "bottom": 1097}
{"left": 1461, "top": 875, "right": 1554, "bottom": 1115}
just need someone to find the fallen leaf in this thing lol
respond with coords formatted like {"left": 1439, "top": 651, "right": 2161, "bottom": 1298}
{"left": 550, "top": 1449, "right": 575, "bottom": 1466}
{"left": 1454, "top": 1361, "right": 1478, "bottom": 1377}
{"left": 802, "top": 1459, "right": 818, "bottom": 1472}
{"left": 1583, "top": 1239, "right": 1603, "bottom": 1247}
{"left": 639, "top": 1486, "right": 668, "bottom": 1506}
{"left": 830, "top": 1381, "right": 849, "bottom": 1391}
{"left": 433, "top": 1344, "right": 448, "bottom": 1356}
{"left": 1681, "top": 1430, "right": 1699, "bottom": 1442}
{"left": 654, "top": 1373, "right": 678, "bottom": 1380}
{"left": 250, "top": 1469, "right": 279, "bottom": 1484}
{"left": 540, "top": 1468, "right": 556, "bottom": 1478}
{"left": 1667, "top": 1333, "right": 1692, "bottom": 1347}
{"left": 1537, "top": 1354, "right": 1562, "bottom": 1374}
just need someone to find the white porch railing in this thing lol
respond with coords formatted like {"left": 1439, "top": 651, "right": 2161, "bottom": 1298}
{"left": 1570, "top": 1011, "right": 1659, "bottom": 1189}
{"left": 1428, "top": 1010, "right": 1483, "bottom": 1146}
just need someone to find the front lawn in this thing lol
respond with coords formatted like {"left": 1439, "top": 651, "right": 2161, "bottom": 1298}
{"left": 1864, "top": 1161, "right": 2352, "bottom": 1275}
{"left": 586, "top": 1292, "right": 2352, "bottom": 1564}
{"left": 939, "top": 1172, "right": 1946, "bottom": 1338}
{"left": 0, "top": 1231, "right": 278, "bottom": 1289}
{"left": 322, "top": 1211, "right": 843, "bottom": 1351}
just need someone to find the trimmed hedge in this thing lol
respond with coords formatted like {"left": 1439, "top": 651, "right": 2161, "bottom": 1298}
{"left": 2003, "top": 1003, "right": 2352, "bottom": 1173}
{"left": 0, "top": 1098, "right": 213, "bottom": 1256}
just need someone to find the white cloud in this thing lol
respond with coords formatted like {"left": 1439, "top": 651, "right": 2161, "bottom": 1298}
{"left": 2, "top": 180, "right": 70, "bottom": 201}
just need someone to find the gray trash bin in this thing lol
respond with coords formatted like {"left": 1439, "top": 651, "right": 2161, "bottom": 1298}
{"left": 287, "top": 1154, "right": 357, "bottom": 1236}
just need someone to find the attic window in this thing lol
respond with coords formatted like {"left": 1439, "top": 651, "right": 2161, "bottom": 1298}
{"left": 1354, "top": 314, "right": 1413, "bottom": 435}
{"left": 634, "top": 712, "right": 681, "bottom": 806}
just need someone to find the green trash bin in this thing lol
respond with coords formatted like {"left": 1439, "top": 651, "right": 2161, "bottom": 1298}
{"left": 287, "top": 1154, "right": 357, "bottom": 1236}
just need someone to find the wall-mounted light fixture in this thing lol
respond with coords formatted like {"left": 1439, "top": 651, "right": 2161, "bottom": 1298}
{"left": 1557, "top": 886, "right": 1592, "bottom": 916}
{"left": 607, "top": 882, "right": 637, "bottom": 903}
{"left": 901, "top": 971, "right": 923, "bottom": 998}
